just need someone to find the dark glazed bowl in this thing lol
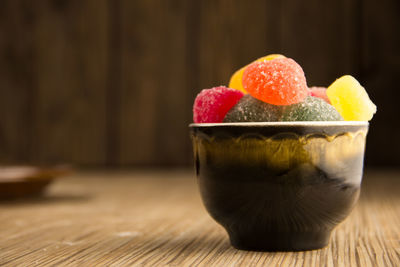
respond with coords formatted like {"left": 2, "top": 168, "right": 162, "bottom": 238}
{"left": 190, "top": 122, "right": 368, "bottom": 251}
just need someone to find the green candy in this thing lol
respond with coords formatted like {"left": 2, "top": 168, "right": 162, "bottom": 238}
{"left": 223, "top": 95, "right": 283, "bottom": 122}
{"left": 281, "top": 96, "right": 343, "bottom": 121}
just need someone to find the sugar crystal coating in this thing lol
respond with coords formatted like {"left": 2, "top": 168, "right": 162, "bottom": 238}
{"left": 326, "top": 75, "right": 376, "bottom": 121}
{"left": 193, "top": 86, "right": 244, "bottom": 123}
{"left": 223, "top": 95, "right": 283, "bottom": 122}
{"left": 309, "top": 87, "right": 330, "bottom": 104}
{"left": 229, "top": 54, "right": 285, "bottom": 93}
{"left": 242, "top": 58, "right": 308, "bottom": 105}
{"left": 281, "top": 96, "right": 343, "bottom": 121}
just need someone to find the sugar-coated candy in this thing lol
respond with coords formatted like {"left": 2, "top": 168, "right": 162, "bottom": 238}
{"left": 229, "top": 54, "right": 285, "bottom": 93}
{"left": 326, "top": 75, "right": 376, "bottom": 121}
{"left": 225, "top": 95, "right": 342, "bottom": 122}
{"left": 281, "top": 96, "right": 343, "bottom": 121}
{"left": 309, "top": 87, "right": 330, "bottom": 104}
{"left": 193, "top": 86, "right": 244, "bottom": 123}
{"left": 242, "top": 58, "right": 308, "bottom": 105}
{"left": 223, "top": 95, "right": 282, "bottom": 122}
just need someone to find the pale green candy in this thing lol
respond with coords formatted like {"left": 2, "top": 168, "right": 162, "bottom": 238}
{"left": 281, "top": 96, "right": 343, "bottom": 121}
{"left": 223, "top": 95, "right": 282, "bottom": 122}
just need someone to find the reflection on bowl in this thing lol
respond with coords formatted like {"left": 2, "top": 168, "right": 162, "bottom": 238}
{"left": 190, "top": 122, "right": 368, "bottom": 251}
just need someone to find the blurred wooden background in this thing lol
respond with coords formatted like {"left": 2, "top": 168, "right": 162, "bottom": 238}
{"left": 0, "top": 0, "right": 399, "bottom": 167}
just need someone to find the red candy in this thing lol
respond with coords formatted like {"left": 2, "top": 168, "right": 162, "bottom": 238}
{"left": 309, "top": 86, "right": 330, "bottom": 104}
{"left": 193, "top": 86, "right": 244, "bottom": 123}
{"left": 242, "top": 58, "right": 308, "bottom": 105}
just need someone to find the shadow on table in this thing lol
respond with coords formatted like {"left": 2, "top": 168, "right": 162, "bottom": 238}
{"left": 361, "top": 170, "right": 400, "bottom": 202}
{"left": 0, "top": 193, "right": 92, "bottom": 206}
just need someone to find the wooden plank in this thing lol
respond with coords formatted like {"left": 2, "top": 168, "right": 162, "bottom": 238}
{"left": 30, "top": 0, "right": 108, "bottom": 165}
{"left": 0, "top": 170, "right": 399, "bottom": 266}
{"left": 104, "top": 0, "right": 122, "bottom": 166}
{"left": 280, "top": 0, "right": 359, "bottom": 87}
{"left": 152, "top": 1, "right": 192, "bottom": 166}
{"left": 361, "top": 0, "right": 400, "bottom": 167}
{"left": 0, "top": 1, "right": 34, "bottom": 163}
{"left": 118, "top": 0, "right": 189, "bottom": 165}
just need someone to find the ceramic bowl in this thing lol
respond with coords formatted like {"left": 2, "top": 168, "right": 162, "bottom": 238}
{"left": 190, "top": 121, "right": 368, "bottom": 251}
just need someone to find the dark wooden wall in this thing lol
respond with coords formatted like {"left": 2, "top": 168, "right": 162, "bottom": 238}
{"left": 0, "top": 0, "right": 399, "bottom": 167}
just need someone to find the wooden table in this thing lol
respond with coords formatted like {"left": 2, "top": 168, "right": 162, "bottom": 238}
{"left": 1, "top": 170, "right": 399, "bottom": 266}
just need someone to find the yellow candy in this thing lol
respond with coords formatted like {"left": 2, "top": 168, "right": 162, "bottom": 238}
{"left": 326, "top": 75, "right": 376, "bottom": 121}
{"left": 229, "top": 54, "right": 285, "bottom": 93}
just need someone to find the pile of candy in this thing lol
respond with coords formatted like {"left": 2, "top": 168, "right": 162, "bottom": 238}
{"left": 193, "top": 54, "right": 376, "bottom": 123}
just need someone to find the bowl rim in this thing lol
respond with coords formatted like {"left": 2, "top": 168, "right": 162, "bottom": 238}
{"left": 189, "top": 121, "right": 369, "bottom": 127}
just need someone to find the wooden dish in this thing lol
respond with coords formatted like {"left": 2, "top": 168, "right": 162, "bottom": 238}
{"left": 0, "top": 165, "right": 70, "bottom": 199}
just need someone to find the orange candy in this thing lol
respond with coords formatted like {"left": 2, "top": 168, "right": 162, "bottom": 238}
{"left": 242, "top": 58, "right": 308, "bottom": 105}
{"left": 229, "top": 54, "right": 285, "bottom": 93}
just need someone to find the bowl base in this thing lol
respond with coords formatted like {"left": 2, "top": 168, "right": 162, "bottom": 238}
{"left": 229, "top": 230, "right": 330, "bottom": 252}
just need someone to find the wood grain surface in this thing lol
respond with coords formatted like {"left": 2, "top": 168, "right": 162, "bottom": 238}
{"left": 0, "top": 169, "right": 399, "bottom": 266}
